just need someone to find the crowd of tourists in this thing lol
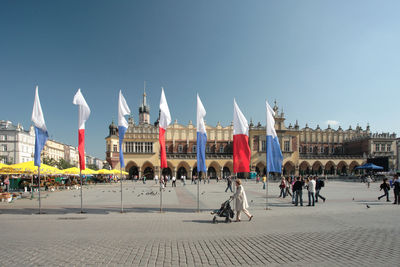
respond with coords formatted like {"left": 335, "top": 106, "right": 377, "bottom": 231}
{"left": 273, "top": 176, "right": 326, "bottom": 206}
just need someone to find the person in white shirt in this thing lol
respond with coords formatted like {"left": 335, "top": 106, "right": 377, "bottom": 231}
{"left": 181, "top": 175, "right": 186, "bottom": 186}
{"left": 172, "top": 176, "right": 176, "bottom": 187}
{"left": 307, "top": 177, "right": 316, "bottom": 206}
{"left": 154, "top": 175, "right": 159, "bottom": 184}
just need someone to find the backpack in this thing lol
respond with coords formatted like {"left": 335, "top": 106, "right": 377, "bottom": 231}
{"left": 319, "top": 180, "right": 325, "bottom": 188}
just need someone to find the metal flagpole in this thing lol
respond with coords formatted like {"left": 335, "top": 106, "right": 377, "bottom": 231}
{"left": 197, "top": 172, "right": 199, "bottom": 212}
{"left": 38, "top": 166, "right": 42, "bottom": 214}
{"left": 31, "top": 175, "right": 34, "bottom": 199}
{"left": 266, "top": 172, "right": 269, "bottom": 210}
{"left": 160, "top": 168, "right": 163, "bottom": 212}
{"left": 80, "top": 169, "right": 84, "bottom": 213}
{"left": 120, "top": 167, "right": 123, "bottom": 213}
{"left": 233, "top": 173, "right": 236, "bottom": 211}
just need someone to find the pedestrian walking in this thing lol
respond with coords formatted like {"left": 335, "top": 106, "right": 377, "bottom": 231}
{"left": 262, "top": 175, "right": 266, "bottom": 190}
{"left": 366, "top": 176, "right": 372, "bottom": 188}
{"left": 172, "top": 176, "right": 176, "bottom": 187}
{"left": 293, "top": 177, "right": 303, "bottom": 206}
{"left": 154, "top": 175, "right": 159, "bottom": 184}
{"left": 392, "top": 175, "right": 399, "bottom": 205}
{"left": 278, "top": 177, "right": 286, "bottom": 198}
{"left": 307, "top": 177, "right": 316, "bottom": 206}
{"left": 315, "top": 176, "right": 326, "bottom": 202}
{"left": 285, "top": 177, "right": 292, "bottom": 197}
{"left": 225, "top": 176, "right": 233, "bottom": 193}
{"left": 231, "top": 179, "right": 253, "bottom": 222}
{"left": 378, "top": 178, "right": 390, "bottom": 202}
{"left": 291, "top": 177, "right": 296, "bottom": 204}
{"left": 182, "top": 175, "right": 186, "bottom": 186}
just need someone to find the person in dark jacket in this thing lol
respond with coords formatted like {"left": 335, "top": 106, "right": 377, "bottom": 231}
{"left": 225, "top": 176, "right": 233, "bottom": 193}
{"left": 315, "top": 176, "right": 326, "bottom": 203}
{"left": 378, "top": 178, "right": 390, "bottom": 202}
{"left": 292, "top": 177, "right": 303, "bottom": 206}
{"left": 393, "top": 175, "right": 400, "bottom": 205}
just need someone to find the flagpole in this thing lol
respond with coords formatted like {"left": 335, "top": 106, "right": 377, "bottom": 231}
{"left": 233, "top": 173, "right": 236, "bottom": 211}
{"left": 160, "top": 168, "right": 163, "bottom": 212}
{"left": 38, "top": 166, "right": 42, "bottom": 214}
{"left": 197, "top": 171, "right": 200, "bottom": 212}
{"left": 120, "top": 167, "right": 123, "bottom": 213}
{"left": 266, "top": 172, "right": 269, "bottom": 210}
{"left": 31, "top": 174, "right": 34, "bottom": 199}
{"left": 80, "top": 169, "right": 83, "bottom": 213}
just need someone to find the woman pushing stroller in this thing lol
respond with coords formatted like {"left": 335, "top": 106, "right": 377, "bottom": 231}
{"left": 230, "top": 179, "right": 253, "bottom": 222}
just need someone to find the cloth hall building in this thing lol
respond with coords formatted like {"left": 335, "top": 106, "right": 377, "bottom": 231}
{"left": 106, "top": 92, "right": 397, "bottom": 179}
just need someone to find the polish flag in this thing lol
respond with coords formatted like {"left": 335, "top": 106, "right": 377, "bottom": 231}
{"left": 31, "top": 86, "right": 49, "bottom": 167}
{"left": 73, "top": 89, "right": 91, "bottom": 170}
{"left": 233, "top": 99, "right": 250, "bottom": 173}
{"left": 159, "top": 88, "right": 171, "bottom": 169}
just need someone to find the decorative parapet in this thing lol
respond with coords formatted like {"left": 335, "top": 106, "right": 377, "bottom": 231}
{"left": 167, "top": 153, "right": 233, "bottom": 160}
{"left": 299, "top": 154, "right": 364, "bottom": 160}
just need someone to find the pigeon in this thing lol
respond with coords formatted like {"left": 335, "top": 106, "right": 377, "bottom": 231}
{"left": 251, "top": 200, "right": 254, "bottom": 203}
{"left": 366, "top": 204, "right": 370, "bottom": 208}
{"left": 201, "top": 191, "right": 205, "bottom": 195}
{"left": 352, "top": 198, "right": 354, "bottom": 201}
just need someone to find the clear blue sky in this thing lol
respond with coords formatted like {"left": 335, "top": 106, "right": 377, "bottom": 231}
{"left": 1, "top": 0, "right": 400, "bottom": 159}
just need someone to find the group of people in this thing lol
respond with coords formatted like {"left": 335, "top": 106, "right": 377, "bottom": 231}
{"left": 278, "top": 176, "right": 326, "bottom": 206}
{"left": 377, "top": 174, "right": 400, "bottom": 204}
{"left": 153, "top": 174, "right": 183, "bottom": 188}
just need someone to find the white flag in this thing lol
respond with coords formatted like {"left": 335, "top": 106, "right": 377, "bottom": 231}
{"left": 72, "top": 88, "right": 91, "bottom": 130}
{"left": 118, "top": 90, "right": 130, "bottom": 128}
{"left": 31, "top": 86, "right": 47, "bottom": 132}
{"left": 159, "top": 87, "right": 171, "bottom": 130}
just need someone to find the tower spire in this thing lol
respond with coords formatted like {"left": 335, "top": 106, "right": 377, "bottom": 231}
{"left": 139, "top": 81, "right": 150, "bottom": 124}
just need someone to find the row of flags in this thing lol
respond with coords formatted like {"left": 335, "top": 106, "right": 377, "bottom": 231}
{"left": 157, "top": 89, "right": 284, "bottom": 175}
{"left": 31, "top": 86, "right": 283, "bottom": 175}
{"left": 31, "top": 87, "right": 90, "bottom": 171}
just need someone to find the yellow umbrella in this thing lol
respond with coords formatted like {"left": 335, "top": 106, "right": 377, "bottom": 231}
{"left": 62, "top": 167, "right": 96, "bottom": 175}
{"left": 111, "top": 169, "right": 129, "bottom": 175}
{"left": 97, "top": 169, "right": 113, "bottom": 175}
{"left": 7, "top": 161, "right": 55, "bottom": 175}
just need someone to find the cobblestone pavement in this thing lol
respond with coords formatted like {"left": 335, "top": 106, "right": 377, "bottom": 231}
{"left": 1, "top": 181, "right": 399, "bottom": 266}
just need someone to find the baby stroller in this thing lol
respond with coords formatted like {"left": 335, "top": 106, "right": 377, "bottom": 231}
{"left": 211, "top": 198, "right": 235, "bottom": 223}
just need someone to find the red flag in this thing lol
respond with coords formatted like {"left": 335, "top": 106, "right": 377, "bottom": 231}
{"left": 233, "top": 99, "right": 250, "bottom": 173}
{"left": 159, "top": 88, "right": 171, "bottom": 169}
{"left": 73, "top": 89, "right": 91, "bottom": 170}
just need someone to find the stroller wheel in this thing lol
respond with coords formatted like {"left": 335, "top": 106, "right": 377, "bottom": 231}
{"left": 213, "top": 216, "right": 217, "bottom": 224}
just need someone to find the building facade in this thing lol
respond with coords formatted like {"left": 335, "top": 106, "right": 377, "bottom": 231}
{"left": 0, "top": 120, "right": 104, "bottom": 168}
{"left": 106, "top": 94, "right": 397, "bottom": 178}
{"left": 0, "top": 120, "right": 35, "bottom": 164}
{"left": 43, "top": 139, "right": 66, "bottom": 162}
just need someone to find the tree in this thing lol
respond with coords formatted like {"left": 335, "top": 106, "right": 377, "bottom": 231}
{"left": 87, "top": 164, "right": 99, "bottom": 171}
{"left": 57, "top": 158, "right": 75, "bottom": 170}
{"left": 43, "top": 157, "right": 57, "bottom": 167}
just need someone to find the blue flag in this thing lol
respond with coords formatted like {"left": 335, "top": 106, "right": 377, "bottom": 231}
{"left": 31, "top": 86, "right": 48, "bottom": 167}
{"left": 196, "top": 94, "right": 207, "bottom": 173}
{"left": 266, "top": 100, "right": 283, "bottom": 173}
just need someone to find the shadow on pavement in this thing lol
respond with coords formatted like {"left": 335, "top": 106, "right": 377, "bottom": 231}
{"left": 182, "top": 219, "right": 216, "bottom": 224}
{"left": 0, "top": 206, "right": 212, "bottom": 215}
